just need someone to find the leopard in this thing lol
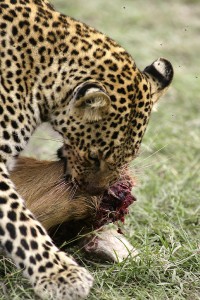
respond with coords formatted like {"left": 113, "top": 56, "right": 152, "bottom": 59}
{"left": 0, "top": 0, "right": 173, "bottom": 299}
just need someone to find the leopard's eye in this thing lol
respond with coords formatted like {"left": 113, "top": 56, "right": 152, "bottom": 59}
{"left": 94, "top": 158, "right": 100, "bottom": 169}
{"left": 88, "top": 152, "right": 100, "bottom": 169}
{"left": 89, "top": 152, "right": 97, "bottom": 159}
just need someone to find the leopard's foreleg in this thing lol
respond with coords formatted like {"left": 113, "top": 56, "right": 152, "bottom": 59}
{"left": 0, "top": 161, "right": 93, "bottom": 300}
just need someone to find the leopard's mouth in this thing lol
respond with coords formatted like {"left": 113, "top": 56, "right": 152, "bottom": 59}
{"left": 62, "top": 155, "right": 136, "bottom": 223}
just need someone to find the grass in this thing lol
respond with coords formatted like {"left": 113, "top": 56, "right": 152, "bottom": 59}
{"left": 0, "top": 0, "right": 200, "bottom": 299}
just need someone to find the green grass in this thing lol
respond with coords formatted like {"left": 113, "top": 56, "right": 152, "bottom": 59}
{"left": 1, "top": 0, "right": 200, "bottom": 299}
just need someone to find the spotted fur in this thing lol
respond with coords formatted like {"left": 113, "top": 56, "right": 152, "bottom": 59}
{"left": 0, "top": 0, "right": 173, "bottom": 299}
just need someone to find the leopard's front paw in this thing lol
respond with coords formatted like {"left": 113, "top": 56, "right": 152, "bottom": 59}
{"left": 33, "top": 253, "right": 93, "bottom": 300}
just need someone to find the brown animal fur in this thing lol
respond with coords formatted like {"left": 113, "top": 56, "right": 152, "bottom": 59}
{"left": 11, "top": 157, "right": 100, "bottom": 231}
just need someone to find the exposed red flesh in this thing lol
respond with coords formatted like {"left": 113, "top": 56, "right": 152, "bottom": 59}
{"left": 50, "top": 176, "right": 136, "bottom": 246}
{"left": 94, "top": 176, "right": 136, "bottom": 230}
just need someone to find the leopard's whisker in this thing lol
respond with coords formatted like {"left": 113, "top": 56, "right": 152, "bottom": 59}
{"left": 131, "top": 144, "right": 169, "bottom": 168}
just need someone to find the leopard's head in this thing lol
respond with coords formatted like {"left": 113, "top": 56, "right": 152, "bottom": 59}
{"left": 53, "top": 58, "right": 173, "bottom": 195}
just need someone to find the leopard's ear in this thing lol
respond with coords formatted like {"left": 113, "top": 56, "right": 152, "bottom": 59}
{"left": 144, "top": 58, "right": 174, "bottom": 104}
{"left": 72, "top": 81, "right": 111, "bottom": 122}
